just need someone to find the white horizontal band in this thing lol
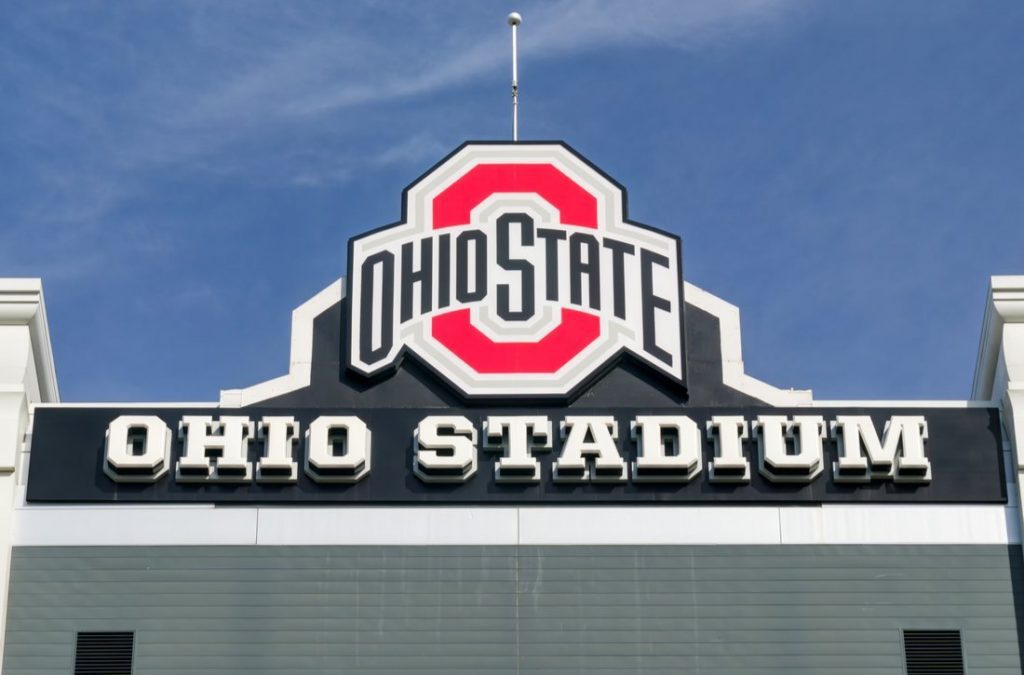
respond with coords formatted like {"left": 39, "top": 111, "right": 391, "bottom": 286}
{"left": 13, "top": 504, "right": 1018, "bottom": 547}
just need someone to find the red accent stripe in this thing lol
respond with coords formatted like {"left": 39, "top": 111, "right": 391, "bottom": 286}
{"left": 432, "top": 164, "right": 598, "bottom": 229}
{"left": 431, "top": 308, "right": 601, "bottom": 374}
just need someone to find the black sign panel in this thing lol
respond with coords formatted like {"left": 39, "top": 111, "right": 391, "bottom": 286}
{"left": 26, "top": 405, "right": 1006, "bottom": 504}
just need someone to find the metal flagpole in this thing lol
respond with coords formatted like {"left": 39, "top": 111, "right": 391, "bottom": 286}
{"left": 508, "top": 12, "right": 522, "bottom": 141}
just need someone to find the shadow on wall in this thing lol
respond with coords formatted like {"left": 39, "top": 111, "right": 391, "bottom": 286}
{"left": 1008, "top": 547, "right": 1024, "bottom": 663}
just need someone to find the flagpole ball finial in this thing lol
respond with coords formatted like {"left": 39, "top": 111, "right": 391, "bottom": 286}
{"left": 507, "top": 12, "right": 522, "bottom": 27}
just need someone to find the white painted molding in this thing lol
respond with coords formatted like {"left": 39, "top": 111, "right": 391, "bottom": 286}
{"left": 14, "top": 505, "right": 258, "bottom": 546}
{"left": 33, "top": 402, "right": 217, "bottom": 409}
{"left": 12, "top": 504, "right": 1018, "bottom": 547}
{"left": 213, "top": 277, "right": 1000, "bottom": 409}
{"left": 0, "top": 279, "right": 58, "bottom": 671}
{"left": 0, "top": 279, "right": 58, "bottom": 404}
{"left": 777, "top": 504, "right": 1019, "bottom": 546}
{"left": 968, "top": 275, "right": 1024, "bottom": 554}
{"left": 806, "top": 400, "right": 993, "bottom": 408}
{"left": 972, "top": 275, "right": 1024, "bottom": 401}
{"left": 970, "top": 276, "right": 1024, "bottom": 459}
{"left": 219, "top": 278, "right": 813, "bottom": 408}
{"left": 1008, "top": 391, "right": 1024, "bottom": 473}
{"left": 220, "top": 279, "right": 344, "bottom": 407}
{"left": 257, "top": 507, "right": 518, "bottom": 546}
{"left": 686, "top": 281, "right": 996, "bottom": 410}
{"left": 683, "top": 282, "right": 812, "bottom": 405}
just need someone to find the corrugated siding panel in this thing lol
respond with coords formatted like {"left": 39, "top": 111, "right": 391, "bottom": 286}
{"left": 4, "top": 545, "right": 1023, "bottom": 674}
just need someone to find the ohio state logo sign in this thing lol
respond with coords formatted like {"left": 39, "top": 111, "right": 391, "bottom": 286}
{"left": 347, "top": 142, "right": 686, "bottom": 400}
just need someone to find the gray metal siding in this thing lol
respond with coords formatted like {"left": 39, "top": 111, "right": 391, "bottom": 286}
{"left": 5, "top": 545, "right": 1023, "bottom": 674}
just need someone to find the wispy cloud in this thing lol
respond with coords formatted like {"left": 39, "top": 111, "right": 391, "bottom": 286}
{"left": 0, "top": 0, "right": 802, "bottom": 281}
{"left": 370, "top": 133, "right": 450, "bottom": 168}
{"left": 179, "top": 1, "right": 804, "bottom": 126}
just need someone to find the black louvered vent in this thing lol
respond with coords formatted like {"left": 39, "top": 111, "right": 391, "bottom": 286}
{"left": 903, "top": 629, "right": 965, "bottom": 675}
{"left": 74, "top": 631, "right": 134, "bottom": 675}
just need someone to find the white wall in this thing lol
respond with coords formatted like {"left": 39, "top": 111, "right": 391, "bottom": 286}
{"left": 0, "top": 279, "right": 58, "bottom": 667}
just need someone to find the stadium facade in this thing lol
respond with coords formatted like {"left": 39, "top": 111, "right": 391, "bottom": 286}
{"left": 1, "top": 142, "right": 1022, "bottom": 674}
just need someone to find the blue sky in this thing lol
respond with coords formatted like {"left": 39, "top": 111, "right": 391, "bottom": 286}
{"left": 2, "top": 1, "right": 1021, "bottom": 402}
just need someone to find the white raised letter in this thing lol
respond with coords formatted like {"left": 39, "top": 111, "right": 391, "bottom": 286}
{"left": 707, "top": 416, "right": 750, "bottom": 483}
{"left": 484, "top": 416, "right": 552, "bottom": 483}
{"left": 177, "top": 416, "right": 253, "bottom": 483}
{"left": 414, "top": 416, "right": 477, "bottom": 483}
{"left": 257, "top": 416, "right": 299, "bottom": 483}
{"left": 754, "top": 415, "right": 825, "bottom": 483}
{"left": 554, "top": 416, "right": 625, "bottom": 483}
{"left": 104, "top": 415, "right": 172, "bottom": 483}
{"left": 831, "top": 415, "right": 931, "bottom": 483}
{"left": 631, "top": 415, "right": 702, "bottom": 482}
{"left": 305, "top": 416, "right": 371, "bottom": 483}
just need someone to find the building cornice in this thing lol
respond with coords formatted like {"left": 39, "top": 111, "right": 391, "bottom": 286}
{"left": 0, "top": 279, "right": 59, "bottom": 403}
{"left": 972, "top": 275, "right": 1024, "bottom": 400}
